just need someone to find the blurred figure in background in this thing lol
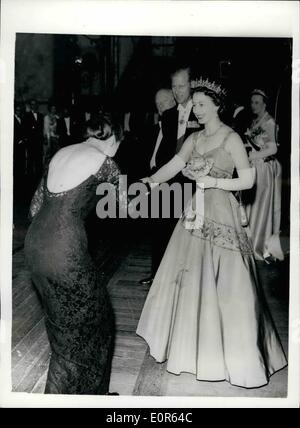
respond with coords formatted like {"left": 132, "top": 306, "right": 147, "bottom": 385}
{"left": 43, "top": 103, "right": 60, "bottom": 165}
{"left": 244, "top": 89, "right": 282, "bottom": 261}
{"left": 23, "top": 99, "right": 44, "bottom": 186}
{"left": 115, "top": 103, "right": 153, "bottom": 183}
{"left": 149, "top": 88, "right": 176, "bottom": 171}
{"left": 139, "top": 88, "right": 176, "bottom": 286}
{"left": 13, "top": 103, "right": 26, "bottom": 199}
{"left": 153, "top": 65, "right": 200, "bottom": 170}
{"left": 140, "top": 65, "right": 200, "bottom": 286}
{"left": 57, "top": 105, "right": 79, "bottom": 147}
{"left": 231, "top": 94, "right": 251, "bottom": 145}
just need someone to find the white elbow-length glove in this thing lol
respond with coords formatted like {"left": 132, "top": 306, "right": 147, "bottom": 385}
{"left": 142, "top": 154, "right": 186, "bottom": 187}
{"left": 196, "top": 167, "right": 256, "bottom": 191}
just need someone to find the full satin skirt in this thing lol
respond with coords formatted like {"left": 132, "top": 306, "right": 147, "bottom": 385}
{"left": 137, "top": 189, "right": 287, "bottom": 388}
{"left": 245, "top": 159, "right": 282, "bottom": 260}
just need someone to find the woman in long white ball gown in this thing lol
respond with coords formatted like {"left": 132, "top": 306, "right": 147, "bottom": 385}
{"left": 136, "top": 81, "right": 287, "bottom": 389}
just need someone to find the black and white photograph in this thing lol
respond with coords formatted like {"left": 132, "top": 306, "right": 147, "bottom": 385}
{"left": 0, "top": 0, "right": 299, "bottom": 408}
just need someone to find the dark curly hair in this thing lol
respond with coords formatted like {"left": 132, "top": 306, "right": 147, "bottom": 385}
{"left": 86, "top": 112, "right": 123, "bottom": 142}
{"left": 191, "top": 86, "right": 227, "bottom": 117}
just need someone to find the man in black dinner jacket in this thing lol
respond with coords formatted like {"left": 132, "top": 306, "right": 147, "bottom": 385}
{"left": 57, "top": 105, "right": 81, "bottom": 147}
{"left": 23, "top": 99, "right": 44, "bottom": 186}
{"left": 140, "top": 65, "right": 201, "bottom": 286}
{"left": 13, "top": 103, "right": 26, "bottom": 198}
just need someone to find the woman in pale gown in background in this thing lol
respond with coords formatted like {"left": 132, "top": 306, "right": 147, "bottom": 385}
{"left": 43, "top": 103, "right": 60, "bottom": 166}
{"left": 136, "top": 79, "right": 287, "bottom": 389}
{"left": 244, "top": 89, "right": 282, "bottom": 261}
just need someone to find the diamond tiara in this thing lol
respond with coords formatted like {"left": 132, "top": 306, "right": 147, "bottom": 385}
{"left": 251, "top": 88, "right": 268, "bottom": 99}
{"left": 190, "top": 77, "right": 227, "bottom": 97}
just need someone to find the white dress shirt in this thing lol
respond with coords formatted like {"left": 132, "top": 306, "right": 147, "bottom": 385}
{"left": 14, "top": 114, "right": 21, "bottom": 124}
{"left": 64, "top": 117, "right": 71, "bottom": 136}
{"left": 233, "top": 105, "right": 245, "bottom": 119}
{"left": 177, "top": 99, "right": 193, "bottom": 140}
{"left": 150, "top": 121, "right": 163, "bottom": 169}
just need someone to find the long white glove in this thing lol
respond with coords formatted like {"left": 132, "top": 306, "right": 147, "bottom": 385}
{"left": 197, "top": 167, "right": 255, "bottom": 191}
{"left": 216, "top": 167, "right": 255, "bottom": 190}
{"left": 150, "top": 154, "right": 186, "bottom": 184}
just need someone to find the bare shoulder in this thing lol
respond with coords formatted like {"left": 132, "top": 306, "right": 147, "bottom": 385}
{"left": 265, "top": 113, "right": 275, "bottom": 125}
{"left": 185, "top": 130, "right": 203, "bottom": 146}
{"left": 224, "top": 128, "right": 244, "bottom": 151}
{"left": 187, "top": 131, "right": 201, "bottom": 144}
{"left": 179, "top": 131, "right": 199, "bottom": 162}
{"left": 49, "top": 143, "right": 106, "bottom": 174}
{"left": 263, "top": 116, "right": 276, "bottom": 132}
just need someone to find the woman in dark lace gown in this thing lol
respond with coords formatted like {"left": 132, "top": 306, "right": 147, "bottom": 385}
{"left": 24, "top": 113, "right": 122, "bottom": 394}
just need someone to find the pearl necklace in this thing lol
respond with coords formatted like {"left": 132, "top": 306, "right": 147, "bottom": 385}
{"left": 252, "top": 111, "right": 268, "bottom": 129}
{"left": 203, "top": 123, "right": 223, "bottom": 139}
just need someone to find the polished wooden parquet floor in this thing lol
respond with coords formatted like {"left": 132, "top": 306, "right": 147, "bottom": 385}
{"left": 11, "top": 218, "right": 289, "bottom": 397}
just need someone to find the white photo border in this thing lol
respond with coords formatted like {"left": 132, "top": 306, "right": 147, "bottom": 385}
{"left": 1, "top": 0, "right": 299, "bottom": 408}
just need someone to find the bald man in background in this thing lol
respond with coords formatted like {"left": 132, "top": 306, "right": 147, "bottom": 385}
{"left": 139, "top": 88, "right": 176, "bottom": 286}
{"left": 140, "top": 69, "right": 201, "bottom": 286}
{"left": 149, "top": 89, "right": 176, "bottom": 171}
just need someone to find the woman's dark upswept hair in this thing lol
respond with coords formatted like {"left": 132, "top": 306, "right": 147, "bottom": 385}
{"left": 192, "top": 86, "right": 226, "bottom": 117}
{"left": 86, "top": 112, "right": 123, "bottom": 142}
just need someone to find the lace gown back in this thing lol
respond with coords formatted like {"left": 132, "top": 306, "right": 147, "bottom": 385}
{"left": 137, "top": 130, "right": 287, "bottom": 389}
{"left": 24, "top": 157, "right": 120, "bottom": 394}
